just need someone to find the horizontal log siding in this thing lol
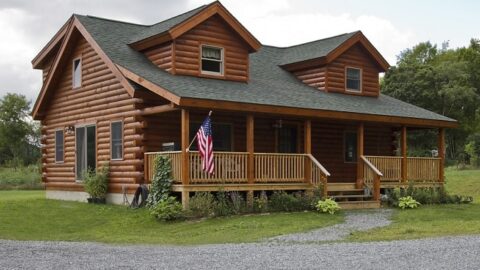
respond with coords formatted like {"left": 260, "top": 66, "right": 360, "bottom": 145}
{"left": 174, "top": 14, "right": 249, "bottom": 82}
{"left": 293, "top": 66, "right": 327, "bottom": 90}
{"left": 144, "top": 42, "right": 173, "bottom": 72}
{"left": 42, "top": 56, "right": 54, "bottom": 83}
{"left": 311, "top": 121, "right": 393, "bottom": 182}
{"left": 326, "top": 44, "right": 381, "bottom": 96}
{"left": 42, "top": 36, "right": 143, "bottom": 194}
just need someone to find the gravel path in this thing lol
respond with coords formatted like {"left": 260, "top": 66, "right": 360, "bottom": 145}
{"left": 268, "top": 209, "right": 393, "bottom": 243}
{"left": 1, "top": 236, "right": 480, "bottom": 269}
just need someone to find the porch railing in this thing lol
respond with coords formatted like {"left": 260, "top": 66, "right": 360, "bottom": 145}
{"left": 144, "top": 151, "right": 330, "bottom": 189}
{"left": 362, "top": 155, "right": 442, "bottom": 185}
{"left": 361, "top": 156, "right": 382, "bottom": 200}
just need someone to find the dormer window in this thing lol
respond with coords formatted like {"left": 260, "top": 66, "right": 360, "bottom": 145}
{"left": 201, "top": 45, "right": 223, "bottom": 75}
{"left": 73, "top": 58, "right": 82, "bottom": 88}
{"left": 346, "top": 67, "right": 361, "bottom": 92}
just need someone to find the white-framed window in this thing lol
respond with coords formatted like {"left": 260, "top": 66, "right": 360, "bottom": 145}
{"left": 55, "top": 129, "right": 64, "bottom": 163}
{"left": 346, "top": 67, "right": 362, "bottom": 92}
{"left": 201, "top": 45, "right": 223, "bottom": 75}
{"left": 111, "top": 121, "right": 123, "bottom": 160}
{"left": 73, "top": 58, "right": 82, "bottom": 89}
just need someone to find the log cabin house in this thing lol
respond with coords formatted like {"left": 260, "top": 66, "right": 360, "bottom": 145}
{"left": 32, "top": 2, "right": 457, "bottom": 209}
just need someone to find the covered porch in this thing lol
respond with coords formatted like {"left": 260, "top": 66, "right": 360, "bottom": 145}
{"left": 142, "top": 108, "right": 446, "bottom": 207}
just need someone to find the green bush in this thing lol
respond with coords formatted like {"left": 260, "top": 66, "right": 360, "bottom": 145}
{"left": 146, "top": 156, "right": 172, "bottom": 208}
{"left": 188, "top": 192, "right": 216, "bottom": 218}
{"left": 268, "top": 191, "right": 315, "bottom": 212}
{"left": 385, "top": 185, "right": 473, "bottom": 206}
{"left": 150, "top": 196, "right": 184, "bottom": 221}
{"left": 316, "top": 198, "right": 340, "bottom": 214}
{"left": 214, "top": 191, "right": 233, "bottom": 217}
{"left": 83, "top": 166, "right": 109, "bottom": 199}
{"left": 398, "top": 196, "right": 420, "bottom": 210}
{"left": 229, "top": 191, "right": 246, "bottom": 214}
{"left": 0, "top": 165, "right": 41, "bottom": 190}
{"left": 252, "top": 191, "right": 268, "bottom": 213}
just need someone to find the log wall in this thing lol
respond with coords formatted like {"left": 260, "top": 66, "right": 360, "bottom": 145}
{"left": 292, "top": 43, "right": 381, "bottom": 97}
{"left": 326, "top": 44, "right": 381, "bottom": 96}
{"left": 41, "top": 35, "right": 143, "bottom": 194}
{"left": 144, "top": 42, "right": 173, "bottom": 72}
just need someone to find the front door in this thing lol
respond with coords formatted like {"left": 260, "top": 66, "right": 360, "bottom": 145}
{"left": 277, "top": 125, "right": 298, "bottom": 153}
{"left": 75, "top": 125, "right": 96, "bottom": 180}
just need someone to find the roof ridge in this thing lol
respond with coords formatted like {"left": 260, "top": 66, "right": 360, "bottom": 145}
{"left": 145, "top": 4, "right": 209, "bottom": 27}
{"left": 266, "top": 31, "right": 360, "bottom": 49}
{"left": 74, "top": 14, "right": 147, "bottom": 27}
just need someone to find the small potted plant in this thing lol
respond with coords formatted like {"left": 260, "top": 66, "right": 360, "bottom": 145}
{"left": 83, "top": 166, "right": 109, "bottom": 204}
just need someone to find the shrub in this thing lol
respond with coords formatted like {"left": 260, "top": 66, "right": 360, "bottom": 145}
{"left": 252, "top": 191, "right": 268, "bottom": 213}
{"left": 316, "top": 198, "right": 340, "bottom": 214}
{"left": 150, "top": 196, "right": 184, "bottom": 221}
{"left": 229, "top": 191, "right": 246, "bottom": 214}
{"left": 269, "top": 191, "right": 302, "bottom": 212}
{"left": 214, "top": 191, "right": 233, "bottom": 217}
{"left": 83, "top": 166, "right": 109, "bottom": 199}
{"left": 188, "top": 192, "right": 216, "bottom": 218}
{"left": 146, "top": 156, "right": 172, "bottom": 208}
{"left": 385, "top": 186, "right": 473, "bottom": 206}
{"left": 398, "top": 196, "right": 420, "bottom": 210}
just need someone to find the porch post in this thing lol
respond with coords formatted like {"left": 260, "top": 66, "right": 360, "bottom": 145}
{"left": 246, "top": 115, "right": 254, "bottom": 205}
{"left": 181, "top": 109, "right": 190, "bottom": 208}
{"left": 438, "top": 128, "right": 445, "bottom": 184}
{"left": 356, "top": 122, "right": 364, "bottom": 189}
{"left": 304, "top": 120, "right": 312, "bottom": 184}
{"left": 401, "top": 126, "right": 407, "bottom": 183}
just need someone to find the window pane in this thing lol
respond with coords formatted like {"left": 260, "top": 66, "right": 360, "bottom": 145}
{"left": 111, "top": 122, "right": 123, "bottom": 159}
{"left": 55, "top": 130, "right": 64, "bottom": 162}
{"left": 278, "top": 126, "right": 297, "bottom": 153}
{"left": 202, "top": 47, "right": 221, "bottom": 60}
{"left": 87, "top": 126, "right": 96, "bottom": 171}
{"left": 189, "top": 123, "right": 231, "bottom": 151}
{"left": 76, "top": 127, "right": 86, "bottom": 179}
{"left": 345, "top": 132, "right": 357, "bottom": 162}
{"left": 346, "top": 68, "right": 361, "bottom": 91}
{"left": 201, "top": 59, "right": 221, "bottom": 73}
{"left": 73, "top": 59, "right": 81, "bottom": 88}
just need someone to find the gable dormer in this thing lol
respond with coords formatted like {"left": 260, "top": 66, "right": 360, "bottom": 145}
{"left": 132, "top": 2, "right": 260, "bottom": 82}
{"left": 283, "top": 32, "right": 390, "bottom": 97}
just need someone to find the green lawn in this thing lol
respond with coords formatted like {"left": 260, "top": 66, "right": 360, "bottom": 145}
{"left": 349, "top": 168, "right": 480, "bottom": 242}
{"left": 0, "top": 190, "right": 342, "bottom": 245}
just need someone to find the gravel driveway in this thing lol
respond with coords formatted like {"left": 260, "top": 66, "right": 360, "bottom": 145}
{"left": 1, "top": 235, "right": 480, "bottom": 269}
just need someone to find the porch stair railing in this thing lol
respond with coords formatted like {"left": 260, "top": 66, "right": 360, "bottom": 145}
{"left": 360, "top": 155, "right": 382, "bottom": 201}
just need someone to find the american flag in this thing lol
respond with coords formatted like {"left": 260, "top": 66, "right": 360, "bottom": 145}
{"left": 196, "top": 115, "right": 214, "bottom": 174}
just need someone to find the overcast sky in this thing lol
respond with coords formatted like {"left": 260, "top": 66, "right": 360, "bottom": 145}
{"left": 0, "top": 0, "right": 479, "bottom": 104}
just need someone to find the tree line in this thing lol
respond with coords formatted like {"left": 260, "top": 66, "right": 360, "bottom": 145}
{"left": 382, "top": 39, "right": 480, "bottom": 166}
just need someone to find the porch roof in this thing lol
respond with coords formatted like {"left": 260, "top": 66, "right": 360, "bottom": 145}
{"left": 75, "top": 14, "right": 456, "bottom": 126}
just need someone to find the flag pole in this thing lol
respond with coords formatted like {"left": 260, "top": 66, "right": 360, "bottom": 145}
{"left": 186, "top": 110, "right": 212, "bottom": 151}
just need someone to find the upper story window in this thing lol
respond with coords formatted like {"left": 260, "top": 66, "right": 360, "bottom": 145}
{"left": 201, "top": 45, "right": 223, "bottom": 75}
{"left": 73, "top": 58, "right": 82, "bottom": 88}
{"left": 346, "top": 67, "right": 361, "bottom": 92}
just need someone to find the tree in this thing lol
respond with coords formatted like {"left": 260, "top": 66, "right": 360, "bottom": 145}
{"left": 382, "top": 41, "right": 480, "bottom": 160}
{"left": 0, "top": 93, "right": 40, "bottom": 166}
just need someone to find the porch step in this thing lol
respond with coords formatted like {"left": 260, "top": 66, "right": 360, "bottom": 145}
{"left": 338, "top": 200, "right": 381, "bottom": 209}
{"left": 331, "top": 194, "right": 371, "bottom": 201}
{"left": 327, "top": 183, "right": 357, "bottom": 192}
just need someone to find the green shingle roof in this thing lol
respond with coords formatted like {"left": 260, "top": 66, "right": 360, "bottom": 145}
{"left": 75, "top": 13, "right": 455, "bottom": 124}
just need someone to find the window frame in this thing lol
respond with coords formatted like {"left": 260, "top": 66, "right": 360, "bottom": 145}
{"left": 72, "top": 57, "right": 82, "bottom": 89}
{"left": 200, "top": 44, "right": 224, "bottom": 76}
{"left": 54, "top": 129, "right": 65, "bottom": 163}
{"left": 344, "top": 130, "right": 358, "bottom": 163}
{"left": 345, "top": 66, "right": 362, "bottom": 93}
{"left": 110, "top": 120, "right": 124, "bottom": 161}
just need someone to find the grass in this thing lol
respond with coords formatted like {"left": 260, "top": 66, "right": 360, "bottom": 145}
{"left": 349, "top": 168, "right": 480, "bottom": 242}
{"left": 0, "top": 190, "right": 342, "bottom": 245}
{"left": 0, "top": 165, "right": 42, "bottom": 190}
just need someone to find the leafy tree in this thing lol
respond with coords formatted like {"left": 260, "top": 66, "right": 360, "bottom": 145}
{"left": 0, "top": 93, "right": 40, "bottom": 166}
{"left": 382, "top": 41, "right": 480, "bottom": 161}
